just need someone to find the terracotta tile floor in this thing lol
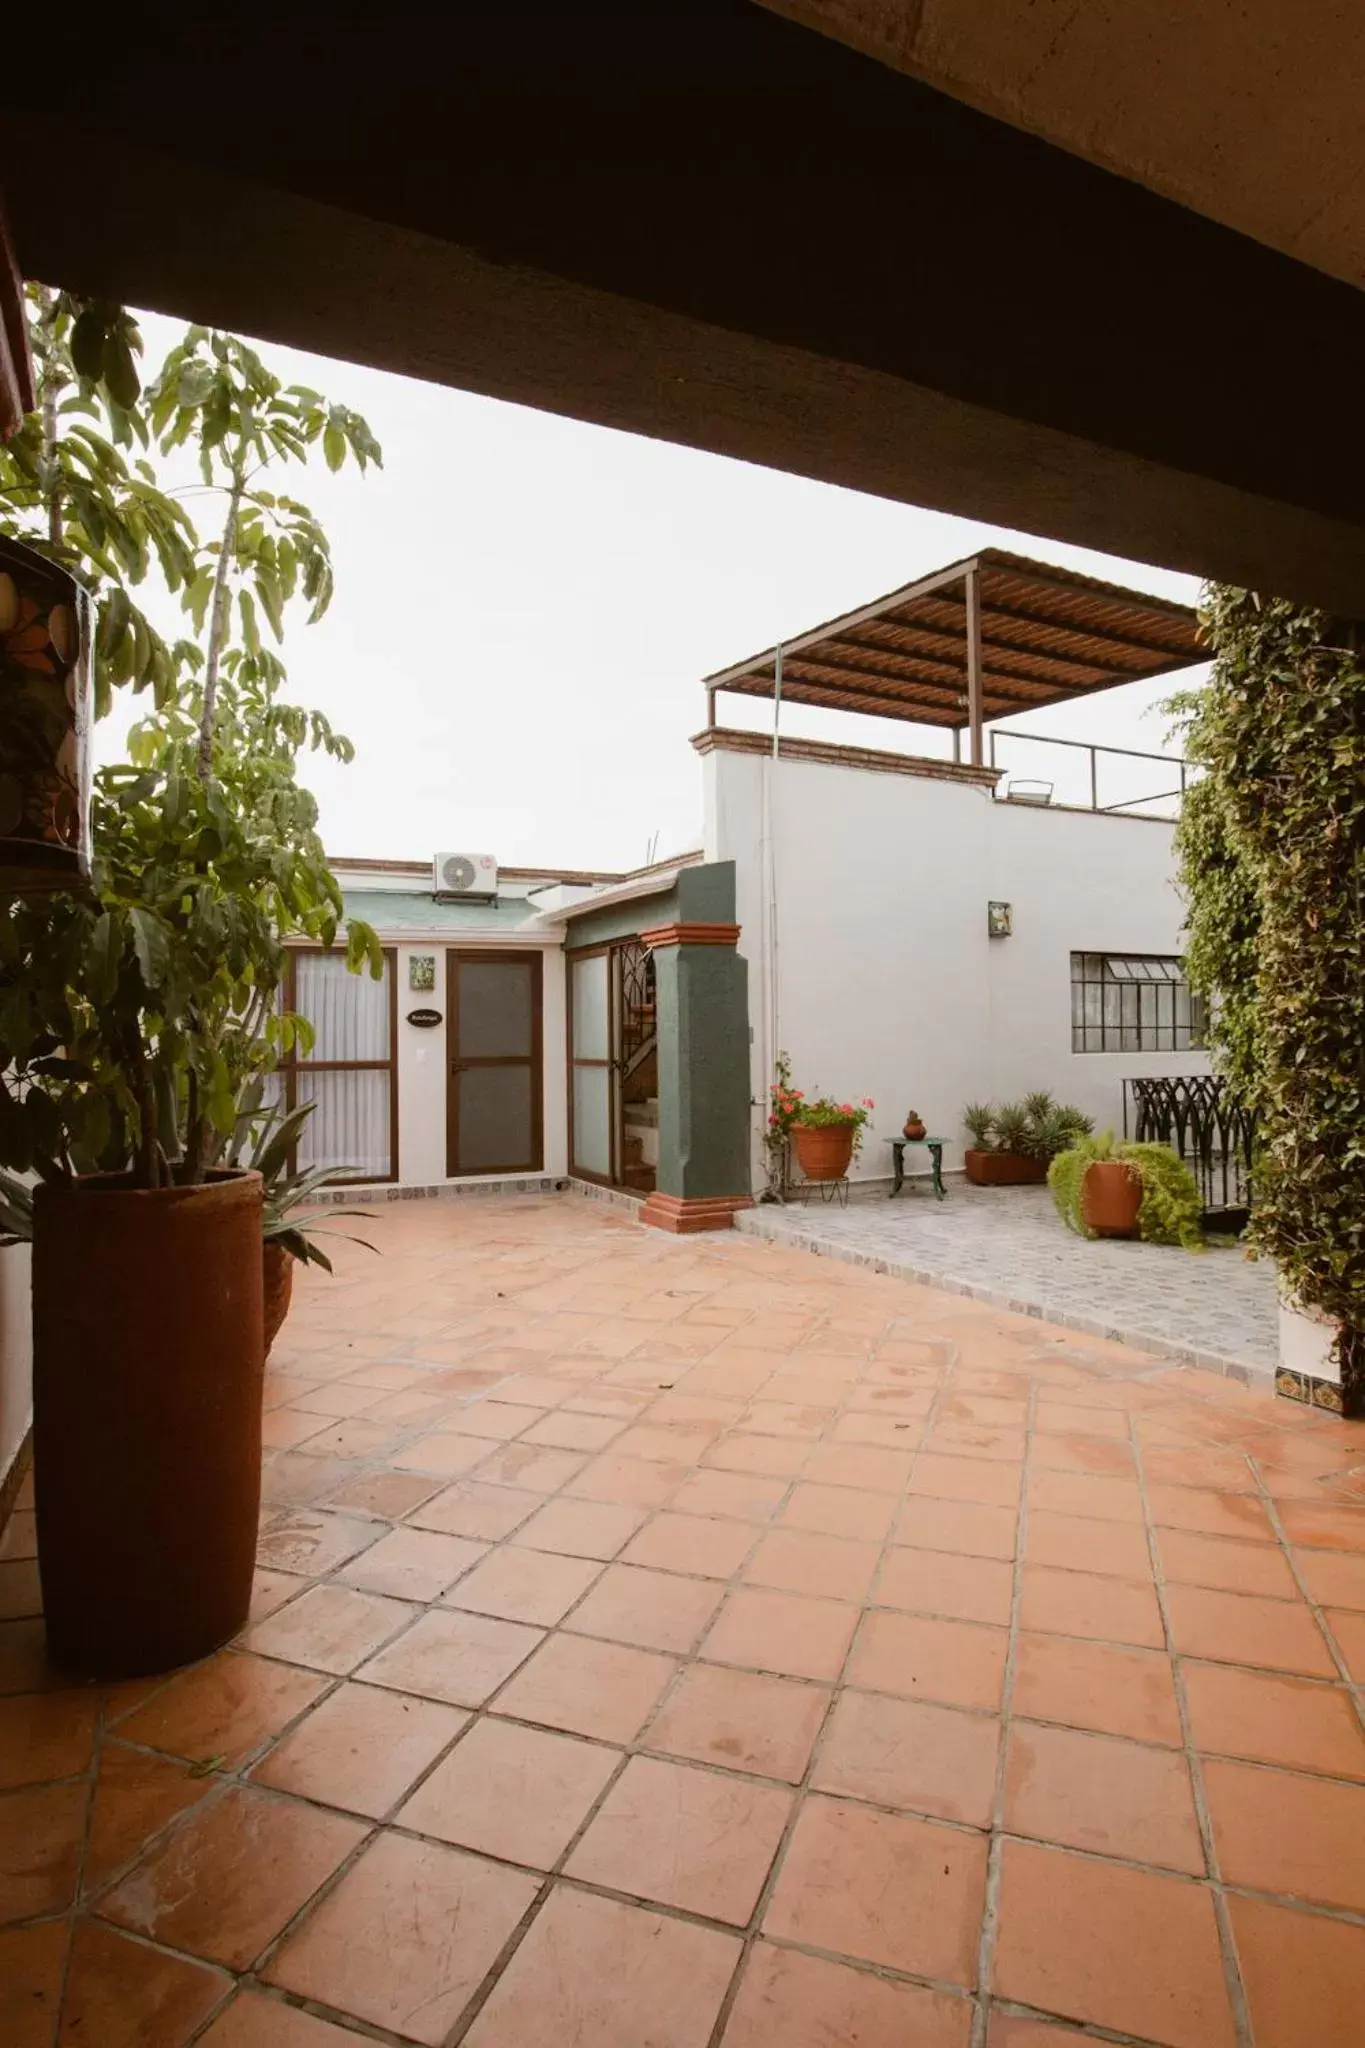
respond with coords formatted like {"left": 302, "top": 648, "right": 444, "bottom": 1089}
{"left": 3, "top": 1193, "right": 1365, "bottom": 2047}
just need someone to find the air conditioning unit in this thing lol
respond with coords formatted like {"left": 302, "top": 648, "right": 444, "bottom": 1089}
{"left": 433, "top": 851, "right": 498, "bottom": 900}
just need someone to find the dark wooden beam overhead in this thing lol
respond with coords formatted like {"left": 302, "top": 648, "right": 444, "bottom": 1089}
{"left": 4, "top": 5, "right": 1365, "bottom": 611}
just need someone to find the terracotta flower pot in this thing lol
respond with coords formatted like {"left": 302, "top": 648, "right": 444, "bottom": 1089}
{"left": 964, "top": 1149, "right": 1047, "bottom": 1186}
{"left": 792, "top": 1121, "right": 855, "bottom": 1182}
{"left": 1082, "top": 1158, "right": 1143, "bottom": 1238}
{"left": 263, "top": 1241, "right": 295, "bottom": 1358}
{"left": 32, "top": 1168, "right": 265, "bottom": 1678}
{"left": 903, "top": 1115, "right": 927, "bottom": 1141}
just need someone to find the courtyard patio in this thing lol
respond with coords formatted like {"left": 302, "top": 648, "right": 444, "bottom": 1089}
{"left": 3, "top": 1191, "right": 1365, "bottom": 2046}
{"left": 739, "top": 1181, "right": 1280, "bottom": 1380}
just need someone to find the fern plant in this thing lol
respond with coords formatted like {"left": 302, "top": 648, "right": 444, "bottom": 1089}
{"left": 1048, "top": 1132, "right": 1203, "bottom": 1250}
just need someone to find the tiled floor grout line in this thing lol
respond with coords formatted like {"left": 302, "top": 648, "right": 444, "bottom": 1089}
{"left": 11, "top": 1208, "right": 1365, "bottom": 2046}
{"left": 701, "top": 1327, "right": 963, "bottom": 2048}
{"left": 431, "top": 1284, "right": 934, "bottom": 2044}
{"left": 44, "top": 1683, "right": 109, "bottom": 2048}
{"left": 232, "top": 1287, "right": 875, "bottom": 2047}
{"left": 968, "top": 1371, "right": 1038, "bottom": 2048}
{"left": 1131, "top": 1424, "right": 1255, "bottom": 2048}
{"left": 1251, "top": 1467, "right": 1365, "bottom": 1735}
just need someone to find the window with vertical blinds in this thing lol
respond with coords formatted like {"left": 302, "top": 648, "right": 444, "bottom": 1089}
{"left": 278, "top": 949, "right": 398, "bottom": 1180}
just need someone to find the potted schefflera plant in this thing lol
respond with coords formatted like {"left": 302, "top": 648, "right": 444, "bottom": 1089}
{"left": 0, "top": 313, "right": 383, "bottom": 1678}
{"left": 0, "top": 745, "right": 381, "bottom": 1679}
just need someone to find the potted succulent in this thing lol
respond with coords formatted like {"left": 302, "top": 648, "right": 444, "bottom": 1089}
{"left": 962, "top": 1092, "right": 1092, "bottom": 1186}
{"left": 1049, "top": 1132, "right": 1204, "bottom": 1250}
{"left": 231, "top": 1093, "right": 378, "bottom": 1354}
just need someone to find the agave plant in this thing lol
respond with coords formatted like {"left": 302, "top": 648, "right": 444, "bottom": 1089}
{"left": 962, "top": 1100, "right": 997, "bottom": 1149}
{"left": 229, "top": 1089, "right": 377, "bottom": 1272}
{"left": 959, "top": 1093, "right": 1093, "bottom": 1161}
{"left": 991, "top": 1102, "right": 1034, "bottom": 1154}
{"left": 0, "top": 1173, "right": 33, "bottom": 1248}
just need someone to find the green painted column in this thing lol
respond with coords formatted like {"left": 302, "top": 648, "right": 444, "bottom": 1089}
{"left": 640, "top": 864, "right": 753, "bottom": 1231}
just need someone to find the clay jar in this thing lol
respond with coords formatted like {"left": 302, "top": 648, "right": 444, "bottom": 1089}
{"left": 792, "top": 1122, "right": 855, "bottom": 1182}
{"left": 263, "top": 1240, "right": 295, "bottom": 1357}
{"left": 32, "top": 1168, "right": 265, "bottom": 1678}
{"left": 1082, "top": 1158, "right": 1143, "bottom": 1238}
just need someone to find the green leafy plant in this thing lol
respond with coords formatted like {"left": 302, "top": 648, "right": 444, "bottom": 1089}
{"left": 961, "top": 1093, "right": 1092, "bottom": 1163}
{"left": 1048, "top": 1131, "right": 1204, "bottom": 1250}
{"left": 0, "top": 303, "right": 383, "bottom": 1190}
{"left": 962, "top": 1100, "right": 996, "bottom": 1149}
{"left": 2, "top": 287, "right": 193, "bottom": 712}
{"left": 1172, "top": 588, "right": 1365, "bottom": 1404}
{"left": 233, "top": 1096, "right": 376, "bottom": 1272}
{"left": 990, "top": 1102, "right": 1032, "bottom": 1155}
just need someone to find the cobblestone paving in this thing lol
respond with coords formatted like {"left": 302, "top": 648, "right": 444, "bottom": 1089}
{"left": 738, "top": 1182, "right": 1279, "bottom": 1380}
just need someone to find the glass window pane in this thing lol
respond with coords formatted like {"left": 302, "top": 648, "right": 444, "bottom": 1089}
{"left": 457, "top": 960, "right": 534, "bottom": 1059}
{"left": 572, "top": 1063, "right": 611, "bottom": 1177}
{"left": 571, "top": 954, "right": 610, "bottom": 1061}
{"left": 294, "top": 952, "right": 391, "bottom": 1061}
{"left": 296, "top": 1069, "right": 390, "bottom": 1180}
{"left": 456, "top": 1066, "right": 534, "bottom": 1171}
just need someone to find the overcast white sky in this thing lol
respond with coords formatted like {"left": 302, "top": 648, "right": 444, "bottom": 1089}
{"left": 97, "top": 312, "right": 1206, "bottom": 872}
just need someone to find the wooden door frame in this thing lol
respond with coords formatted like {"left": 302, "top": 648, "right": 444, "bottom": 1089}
{"left": 279, "top": 946, "right": 399, "bottom": 1183}
{"left": 445, "top": 948, "right": 544, "bottom": 1177}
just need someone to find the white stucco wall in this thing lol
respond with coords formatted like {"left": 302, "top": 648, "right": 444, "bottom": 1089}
{"left": 705, "top": 744, "right": 1209, "bottom": 1190}
{"left": 0, "top": 1244, "right": 32, "bottom": 1492}
{"left": 391, "top": 941, "right": 568, "bottom": 1186}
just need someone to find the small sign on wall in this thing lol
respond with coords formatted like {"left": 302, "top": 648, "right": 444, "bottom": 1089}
{"left": 408, "top": 953, "right": 436, "bottom": 992}
{"left": 406, "top": 1008, "right": 442, "bottom": 1028}
{"left": 987, "top": 901, "right": 1013, "bottom": 938}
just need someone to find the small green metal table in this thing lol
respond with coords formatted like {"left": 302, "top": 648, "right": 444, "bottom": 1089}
{"left": 886, "top": 1136, "right": 947, "bottom": 1200}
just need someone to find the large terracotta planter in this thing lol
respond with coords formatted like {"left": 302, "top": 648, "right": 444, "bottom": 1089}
{"left": 792, "top": 1122, "right": 856, "bottom": 1182}
{"left": 33, "top": 1168, "right": 265, "bottom": 1679}
{"left": 1082, "top": 1158, "right": 1143, "bottom": 1237}
{"left": 263, "top": 1241, "right": 295, "bottom": 1357}
{"left": 964, "top": 1149, "right": 1047, "bottom": 1186}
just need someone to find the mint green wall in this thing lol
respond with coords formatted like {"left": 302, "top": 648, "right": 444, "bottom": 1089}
{"left": 564, "top": 862, "right": 749, "bottom": 1203}
{"left": 654, "top": 938, "right": 751, "bottom": 1200}
{"left": 560, "top": 860, "right": 736, "bottom": 951}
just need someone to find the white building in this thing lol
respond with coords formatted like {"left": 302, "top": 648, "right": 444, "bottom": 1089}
{"left": 281, "top": 549, "right": 1210, "bottom": 1216}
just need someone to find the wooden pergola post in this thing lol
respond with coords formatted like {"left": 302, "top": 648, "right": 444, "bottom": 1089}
{"left": 965, "top": 562, "right": 984, "bottom": 766}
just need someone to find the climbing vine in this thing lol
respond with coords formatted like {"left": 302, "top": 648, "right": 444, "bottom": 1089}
{"left": 1174, "top": 587, "right": 1365, "bottom": 1408}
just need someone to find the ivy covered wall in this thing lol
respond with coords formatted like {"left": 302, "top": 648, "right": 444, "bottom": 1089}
{"left": 1175, "top": 589, "right": 1365, "bottom": 1412}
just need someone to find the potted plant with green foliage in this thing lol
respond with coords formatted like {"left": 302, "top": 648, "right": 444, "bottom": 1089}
{"left": 962, "top": 1092, "right": 1092, "bottom": 1186}
{"left": 765, "top": 1058, "right": 874, "bottom": 1183}
{"left": 0, "top": 298, "right": 383, "bottom": 1676}
{"left": 1048, "top": 1132, "right": 1205, "bottom": 1250}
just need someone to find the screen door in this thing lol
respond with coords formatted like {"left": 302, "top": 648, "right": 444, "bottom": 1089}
{"left": 446, "top": 951, "right": 543, "bottom": 1175}
{"left": 568, "top": 947, "right": 613, "bottom": 1182}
